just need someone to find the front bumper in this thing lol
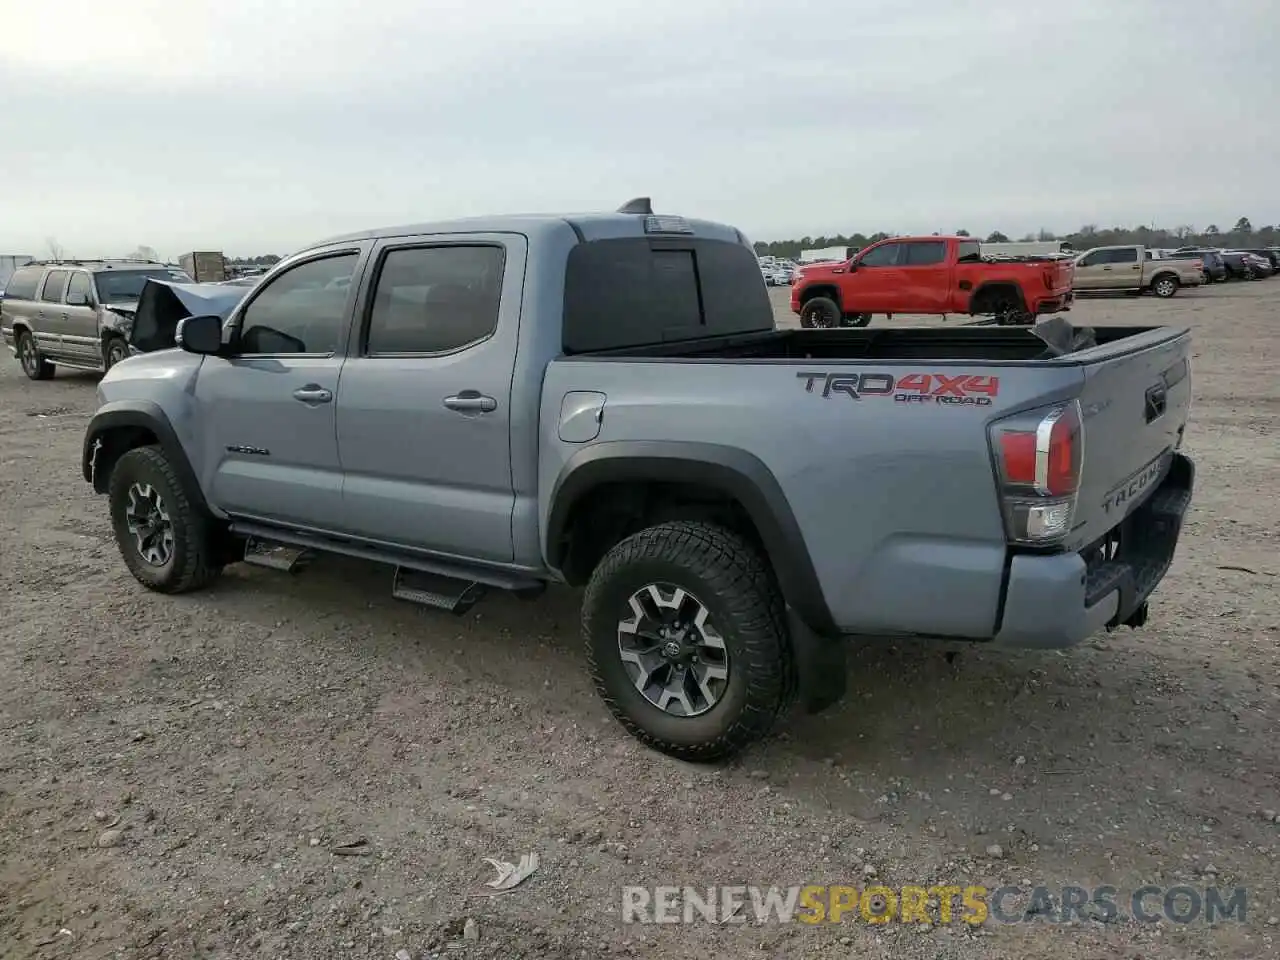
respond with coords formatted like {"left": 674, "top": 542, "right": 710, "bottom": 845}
{"left": 1, "top": 325, "right": 14, "bottom": 353}
{"left": 991, "top": 452, "right": 1194, "bottom": 648}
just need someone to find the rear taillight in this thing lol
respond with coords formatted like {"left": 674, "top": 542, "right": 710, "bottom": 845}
{"left": 989, "top": 400, "right": 1084, "bottom": 544}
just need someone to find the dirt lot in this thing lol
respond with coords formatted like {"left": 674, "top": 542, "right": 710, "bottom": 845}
{"left": 1, "top": 281, "right": 1277, "bottom": 960}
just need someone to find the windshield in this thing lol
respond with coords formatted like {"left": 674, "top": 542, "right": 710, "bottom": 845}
{"left": 94, "top": 269, "right": 187, "bottom": 302}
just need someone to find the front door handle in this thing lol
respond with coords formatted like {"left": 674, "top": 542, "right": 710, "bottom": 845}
{"left": 292, "top": 385, "right": 333, "bottom": 404}
{"left": 443, "top": 390, "right": 497, "bottom": 414}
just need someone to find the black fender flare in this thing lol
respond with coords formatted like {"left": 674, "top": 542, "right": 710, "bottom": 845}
{"left": 82, "top": 400, "right": 209, "bottom": 513}
{"left": 545, "top": 441, "right": 845, "bottom": 712}
{"left": 796, "top": 283, "right": 842, "bottom": 311}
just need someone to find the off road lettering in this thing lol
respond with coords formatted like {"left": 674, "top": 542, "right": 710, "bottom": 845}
{"left": 799, "top": 371, "right": 1000, "bottom": 405}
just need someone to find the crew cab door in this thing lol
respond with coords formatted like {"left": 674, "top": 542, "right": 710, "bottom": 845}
{"left": 898, "top": 239, "right": 951, "bottom": 311}
{"left": 192, "top": 246, "right": 366, "bottom": 527}
{"left": 334, "top": 234, "right": 524, "bottom": 563}
{"left": 62, "top": 271, "right": 100, "bottom": 366}
{"left": 846, "top": 240, "right": 903, "bottom": 313}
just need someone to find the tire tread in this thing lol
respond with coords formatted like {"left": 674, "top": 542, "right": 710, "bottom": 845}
{"left": 108, "top": 446, "right": 222, "bottom": 594}
{"left": 582, "top": 521, "right": 793, "bottom": 761}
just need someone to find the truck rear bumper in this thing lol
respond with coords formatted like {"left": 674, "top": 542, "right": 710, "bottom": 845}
{"left": 990, "top": 452, "right": 1194, "bottom": 649}
{"left": 1034, "top": 291, "right": 1073, "bottom": 314}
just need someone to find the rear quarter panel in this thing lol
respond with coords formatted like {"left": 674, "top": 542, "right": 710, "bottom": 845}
{"left": 539, "top": 357, "right": 1087, "bottom": 638}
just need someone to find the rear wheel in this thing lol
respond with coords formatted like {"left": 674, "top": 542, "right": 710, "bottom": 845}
{"left": 16, "top": 330, "right": 54, "bottom": 380}
{"left": 799, "top": 296, "right": 841, "bottom": 329}
{"left": 582, "top": 521, "right": 793, "bottom": 761}
{"left": 1152, "top": 276, "right": 1179, "bottom": 298}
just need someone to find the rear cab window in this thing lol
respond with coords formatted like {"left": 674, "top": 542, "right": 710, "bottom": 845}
{"left": 562, "top": 237, "right": 773, "bottom": 354}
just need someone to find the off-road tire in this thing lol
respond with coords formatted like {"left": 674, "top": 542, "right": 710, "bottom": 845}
{"left": 583, "top": 521, "right": 794, "bottom": 762}
{"left": 108, "top": 446, "right": 224, "bottom": 593}
{"left": 1152, "top": 275, "right": 1179, "bottom": 298}
{"left": 103, "top": 336, "right": 131, "bottom": 370}
{"left": 16, "top": 330, "right": 54, "bottom": 380}
{"left": 799, "top": 297, "right": 841, "bottom": 329}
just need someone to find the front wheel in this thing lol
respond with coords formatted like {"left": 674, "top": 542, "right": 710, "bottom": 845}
{"left": 1152, "top": 276, "right": 1179, "bottom": 298}
{"left": 582, "top": 521, "right": 793, "bottom": 761}
{"left": 798, "top": 297, "right": 841, "bottom": 329}
{"left": 16, "top": 330, "right": 54, "bottom": 380}
{"left": 108, "top": 446, "right": 224, "bottom": 593}
{"left": 103, "top": 336, "right": 131, "bottom": 370}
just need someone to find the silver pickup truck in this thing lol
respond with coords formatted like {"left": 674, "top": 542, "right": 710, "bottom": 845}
{"left": 82, "top": 199, "right": 1195, "bottom": 760}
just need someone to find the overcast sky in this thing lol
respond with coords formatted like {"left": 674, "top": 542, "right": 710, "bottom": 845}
{"left": 2, "top": 0, "right": 1276, "bottom": 258}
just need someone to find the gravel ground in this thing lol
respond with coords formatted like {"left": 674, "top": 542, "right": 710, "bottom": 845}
{"left": 1, "top": 281, "right": 1277, "bottom": 960}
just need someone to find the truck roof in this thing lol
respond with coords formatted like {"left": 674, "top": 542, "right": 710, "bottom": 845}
{"left": 310, "top": 207, "right": 746, "bottom": 251}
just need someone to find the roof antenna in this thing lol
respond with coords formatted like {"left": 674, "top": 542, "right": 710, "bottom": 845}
{"left": 617, "top": 197, "right": 653, "bottom": 215}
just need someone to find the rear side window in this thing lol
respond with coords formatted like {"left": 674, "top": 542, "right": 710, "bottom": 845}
{"left": 40, "top": 270, "right": 70, "bottom": 302}
{"left": 365, "top": 245, "right": 505, "bottom": 355}
{"left": 3, "top": 266, "right": 43, "bottom": 301}
{"left": 562, "top": 238, "right": 773, "bottom": 354}
{"left": 903, "top": 241, "right": 946, "bottom": 266}
{"left": 1110, "top": 248, "right": 1138, "bottom": 264}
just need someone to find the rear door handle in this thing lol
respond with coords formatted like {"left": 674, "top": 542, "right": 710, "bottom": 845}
{"left": 292, "top": 385, "right": 333, "bottom": 404}
{"left": 443, "top": 390, "right": 497, "bottom": 414}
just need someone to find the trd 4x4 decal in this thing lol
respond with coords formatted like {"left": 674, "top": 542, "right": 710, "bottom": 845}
{"left": 797, "top": 371, "right": 1000, "bottom": 406}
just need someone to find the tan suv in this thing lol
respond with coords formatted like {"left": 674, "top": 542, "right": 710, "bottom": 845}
{"left": 1, "top": 259, "right": 190, "bottom": 379}
{"left": 1071, "top": 245, "right": 1202, "bottom": 299}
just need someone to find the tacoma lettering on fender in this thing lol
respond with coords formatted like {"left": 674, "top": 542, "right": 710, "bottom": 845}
{"left": 82, "top": 198, "right": 1194, "bottom": 761}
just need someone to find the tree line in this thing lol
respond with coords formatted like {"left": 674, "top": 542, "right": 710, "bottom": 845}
{"left": 753, "top": 217, "right": 1276, "bottom": 258}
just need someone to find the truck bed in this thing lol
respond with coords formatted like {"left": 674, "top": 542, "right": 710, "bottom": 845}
{"left": 567, "top": 324, "right": 1182, "bottom": 364}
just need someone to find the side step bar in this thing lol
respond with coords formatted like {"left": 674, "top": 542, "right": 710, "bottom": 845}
{"left": 243, "top": 536, "right": 311, "bottom": 572}
{"left": 392, "top": 567, "right": 486, "bottom": 614}
{"left": 227, "top": 521, "right": 546, "bottom": 615}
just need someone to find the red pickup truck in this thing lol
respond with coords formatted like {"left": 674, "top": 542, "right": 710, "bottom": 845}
{"left": 790, "top": 235, "right": 1074, "bottom": 328}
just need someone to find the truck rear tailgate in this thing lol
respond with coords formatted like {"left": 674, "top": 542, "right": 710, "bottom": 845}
{"left": 1068, "top": 328, "right": 1192, "bottom": 550}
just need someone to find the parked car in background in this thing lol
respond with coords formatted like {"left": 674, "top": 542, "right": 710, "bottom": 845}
{"left": 1167, "top": 249, "right": 1227, "bottom": 283}
{"left": 1213, "top": 250, "right": 1258, "bottom": 280}
{"left": 1072, "top": 245, "right": 1200, "bottom": 298}
{"left": 791, "top": 235, "right": 1074, "bottom": 326}
{"left": 1, "top": 259, "right": 197, "bottom": 377}
{"left": 1240, "top": 253, "right": 1274, "bottom": 278}
{"left": 1236, "top": 249, "right": 1280, "bottom": 273}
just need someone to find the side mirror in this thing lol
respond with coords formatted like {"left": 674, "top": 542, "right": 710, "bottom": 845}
{"left": 177, "top": 314, "right": 224, "bottom": 355}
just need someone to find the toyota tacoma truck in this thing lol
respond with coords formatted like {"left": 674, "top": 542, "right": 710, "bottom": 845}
{"left": 791, "top": 235, "right": 1075, "bottom": 328}
{"left": 81, "top": 199, "right": 1194, "bottom": 761}
{"left": 1072, "top": 245, "right": 1203, "bottom": 298}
